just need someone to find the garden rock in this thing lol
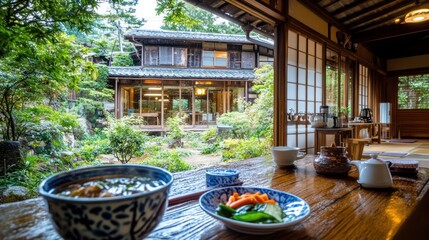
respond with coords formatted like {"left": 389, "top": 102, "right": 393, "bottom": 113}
{"left": 1, "top": 186, "right": 29, "bottom": 203}
{"left": 97, "top": 154, "right": 117, "bottom": 164}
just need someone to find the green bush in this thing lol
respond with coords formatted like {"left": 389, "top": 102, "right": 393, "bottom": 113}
{"left": 106, "top": 121, "right": 147, "bottom": 164}
{"left": 77, "top": 132, "right": 111, "bottom": 162}
{"left": 143, "top": 149, "right": 193, "bottom": 173}
{"left": 217, "top": 112, "right": 251, "bottom": 139}
{"left": 201, "top": 142, "right": 220, "bottom": 155}
{"left": 166, "top": 116, "right": 186, "bottom": 148}
{"left": 201, "top": 128, "right": 217, "bottom": 142}
{"left": 221, "top": 138, "right": 266, "bottom": 161}
{"left": 0, "top": 153, "right": 94, "bottom": 198}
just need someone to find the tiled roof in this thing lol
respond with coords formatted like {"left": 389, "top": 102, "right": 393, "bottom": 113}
{"left": 125, "top": 29, "right": 274, "bottom": 47}
{"left": 108, "top": 67, "right": 255, "bottom": 80}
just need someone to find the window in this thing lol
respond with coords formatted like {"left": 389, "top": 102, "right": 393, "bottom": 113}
{"left": 160, "top": 47, "right": 173, "bottom": 65}
{"left": 287, "top": 29, "right": 323, "bottom": 154}
{"left": 398, "top": 74, "right": 429, "bottom": 109}
{"left": 229, "top": 51, "right": 241, "bottom": 69}
{"left": 358, "top": 64, "right": 369, "bottom": 111}
{"left": 241, "top": 52, "right": 255, "bottom": 69}
{"left": 144, "top": 46, "right": 159, "bottom": 66}
{"left": 188, "top": 48, "right": 201, "bottom": 68}
{"left": 144, "top": 46, "right": 186, "bottom": 67}
{"left": 202, "top": 50, "right": 228, "bottom": 67}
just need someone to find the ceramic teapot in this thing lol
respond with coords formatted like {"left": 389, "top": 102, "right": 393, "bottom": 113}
{"left": 350, "top": 154, "right": 393, "bottom": 188}
{"left": 309, "top": 113, "right": 325, "bottom": 128}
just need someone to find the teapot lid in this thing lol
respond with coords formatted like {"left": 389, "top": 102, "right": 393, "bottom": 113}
{"left": 366, "top": 154, "right": 385, "bottom": 164}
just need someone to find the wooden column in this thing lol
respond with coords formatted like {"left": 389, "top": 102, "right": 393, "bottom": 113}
{"left": 273, "top": 22, "right": 287, "bottom": 146}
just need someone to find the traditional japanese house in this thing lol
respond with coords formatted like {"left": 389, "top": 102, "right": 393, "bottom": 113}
{"left": 108, "top": 29, "right": 273, "bottom": 130}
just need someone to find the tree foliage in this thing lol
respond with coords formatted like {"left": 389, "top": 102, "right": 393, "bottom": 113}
{"left": 96, "top": 0, "right": 146, "bottom": 52}
{"left": 0, "top": 0, "right": 106, "bottom": 56}
{"left": 159, "top": 2, "right": 243, "bottom": 34}
{"left": 107, "top": 120, "right": 146, "bottom": 164}
{"left": 398, "top": 74, "right": 429, "bottom": 109}
{"left": 0, "top": 34, "right": 94, "bottom": 141}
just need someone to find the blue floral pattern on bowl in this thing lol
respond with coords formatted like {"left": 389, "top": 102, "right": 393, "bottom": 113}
{"left": 205, "top": 169, "right": 240, "bottom": 187}
{"left": 39, "top": 164, "right": 173, "bottom": 240}
{"left": 199, "top": 186, "right": 310, "bottom": 235}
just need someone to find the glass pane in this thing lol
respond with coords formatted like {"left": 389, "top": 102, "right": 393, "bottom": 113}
{"left": 298, "top": 52, "right": 306, "bottom": 68}
{"left": 316, "top": 87, "right": 323, "bottom": 101}
{"left": 288, "top": 30, "right": 298, "bottom": 49}
{"left": 326, "top": 49, "right": 339, "bottom": 108}
{"left": 287, "top": 83, "right": 297, "bottom": 99}
{"left": 308, "top": 56, "right": 315, "bottom": 70}
{"left": 316, "top": 73, "right": 323, "bottom": 87}
{"left": 287, "top": 100, "right": 297, "bottom": 113}
{"left": 298, "top": 100, "right": 306, "bottom": 113}
{"left": 307, "top": 101, "right": 315, "bottom": 113}
{"left": 308, "top": 70, "right": 315, "bottom": 86}
{"left": 160, "top": 47, "right": 173, "bottom": 65}
{"left": 287, "top": 134, "right": 297, "bottom": 146}
{"left": 308, "top": 39, "right": 315, "bottom": 56}
{"left": 202, "top": 51, "right": 214, "bottom": 66}
{"left": 298, "top": 68, "right": 306, "bottom": 84}
{"left": 316, "top": 43, "right": 323, "bottom": 58}
{"left": 287, "top": 66, "right": 297, "bottom": 83}
{"left": 316, "top": 58, "right": 323, "bottom": 73}
{"left": 174, "top": 48, "right": 187, "bottom": 66}
{"left": 298, "top": 134, "right": 306, "bottom": 148}
{"left": 307, "top": 86, "right": 315, "bottom": 101}
{"left": 288, "top": 48, "right": 297, "bottom": 66}
{"left": 298, "top": 85, "right": 306, "bottom": 100}
{"left": 299, "top": 35, "right": 307, "bottom": 52}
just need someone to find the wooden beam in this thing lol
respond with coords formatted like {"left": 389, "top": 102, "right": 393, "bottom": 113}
{"left": 224, "top": 0, "right": 285, "bottom": 26}
{"left": 353, "top": 20, "right": 429, "bottom": 43}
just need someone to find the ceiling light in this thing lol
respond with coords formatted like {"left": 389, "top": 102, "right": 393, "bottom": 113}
{"left": 405, "top": 7, "right": 429, "bottom": 23}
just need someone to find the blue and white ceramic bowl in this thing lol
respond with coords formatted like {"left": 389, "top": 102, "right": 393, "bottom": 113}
{"left": 199, "top": 186, "right": 310, "bottom": 235}
{"left": 38, "top": 164, "right": 173, "bottom": 240}
{"left": 205, "top": 169, "right": 240, "bottom": 187}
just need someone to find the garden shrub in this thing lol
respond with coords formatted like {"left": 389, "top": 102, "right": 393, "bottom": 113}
{"left": 77, "top": 132, "right": 111, "bottom": 162}
{"left": 166, "top": 116, "right": 186, "bottom": 148}
{"left": 217, "top": 112, "right": 251, "bottom": 139}
{"left": 201, "top": 142, "right": 220, "bottom": 155}
{"left": 221, "top": 138, "right": 266, "bottom": 161}
{"left": 106, "top": 120, "right": 147, "bottom": 164}
{"left": 143, "top": 149, "right": 193, "bottom": 173}
{"left": 200, "top": 128, "right": 218, "bottom": 143}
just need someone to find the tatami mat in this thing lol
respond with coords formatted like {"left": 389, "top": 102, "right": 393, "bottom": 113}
{"left": 363, "top": 139, "right": 429, "bottom": 167}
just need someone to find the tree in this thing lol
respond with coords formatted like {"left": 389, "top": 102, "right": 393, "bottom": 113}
{"left": 97, "top": 0, "right": 146, "bottom": 53}
{"left": 160, "top": 3, "right": 243, "bottom": 34}
{"left": 0, "top": 0, "right": 105, "bottom": 56}
{"left": 0, "top": 34, "right": 94, "bottom": 141}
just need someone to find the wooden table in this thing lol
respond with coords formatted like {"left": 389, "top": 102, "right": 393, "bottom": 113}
{"left": 1, "top": 156, "right": 429, "bottom": 239}
{"left": 347, "top": 122, "right": 374, "bottom": 139}
{"left": 314, "top": 127, "right": 353, "bottom": 152}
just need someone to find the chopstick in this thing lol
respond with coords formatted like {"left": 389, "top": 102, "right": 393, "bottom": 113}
{"left": 168, "top": 180, "right": 244, "bottom": 207}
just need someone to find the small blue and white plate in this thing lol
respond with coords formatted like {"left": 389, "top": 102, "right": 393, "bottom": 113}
{"left": 199, "top": 186, "right": 310, "bottom": 235}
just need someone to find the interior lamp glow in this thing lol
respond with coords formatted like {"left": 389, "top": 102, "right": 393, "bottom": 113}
{"left": 405, "top": 8, "right": 429, "bottom": 23}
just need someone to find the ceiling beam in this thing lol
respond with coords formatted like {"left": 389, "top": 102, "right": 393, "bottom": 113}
{"left": 339, "top": 0, "right": 402, "bottom": 24}
{"left": 224, "top": 0, "right": 285, "bottom": 25}
{"left": 330, "top": 0, "right": 367, "bottom": 16}
{"left": 348, "top": 1, "right": 415, "bottom": 31}
{"left": 353, "top": 21, "right": 429, "bottom": 43}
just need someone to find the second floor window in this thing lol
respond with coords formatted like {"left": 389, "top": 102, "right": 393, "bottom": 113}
{"left": 144, "top": 46, "right": 187, "bottom": 67}
{"left": 202, "top": 50, "right": 228, "bottom": 67}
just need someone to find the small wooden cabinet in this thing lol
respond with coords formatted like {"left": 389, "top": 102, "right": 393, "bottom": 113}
{"left": 315, "top": 128, "right": 353, "bottom": 153}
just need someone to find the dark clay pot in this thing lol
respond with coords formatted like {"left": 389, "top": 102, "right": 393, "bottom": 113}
{"left": 314, "top": 146, "right": 351, "bottom": 176}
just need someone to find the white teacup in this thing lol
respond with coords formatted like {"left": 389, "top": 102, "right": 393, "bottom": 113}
{"left": 271, "top": 146, "right": 305, "bottom": 167}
